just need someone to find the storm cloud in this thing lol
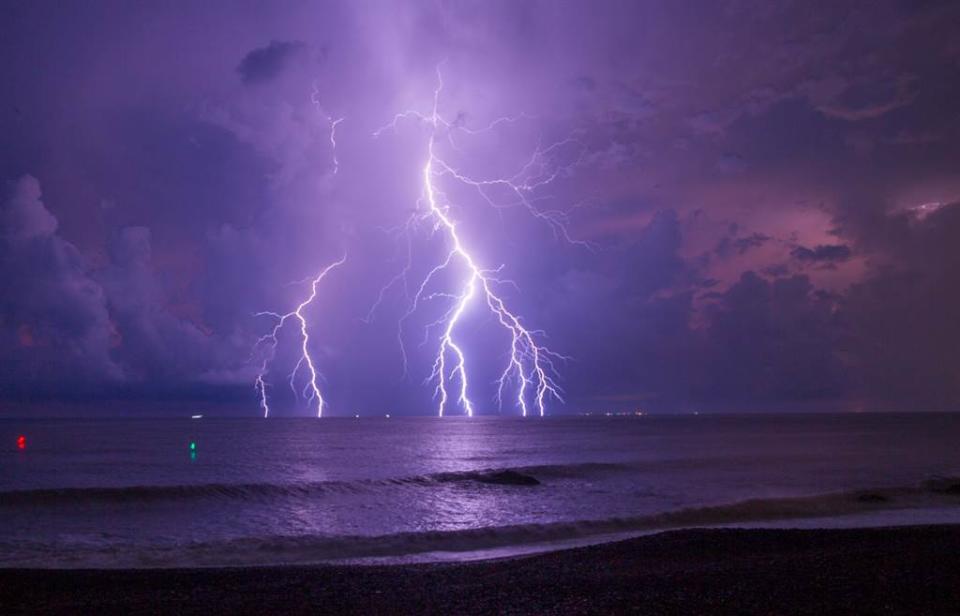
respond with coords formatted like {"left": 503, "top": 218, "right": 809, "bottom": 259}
{"left": 3, "top": 1, "right": 960, "bottom": 414}
{"left": 237, "top": 40, "right": 307, "bottom": 85}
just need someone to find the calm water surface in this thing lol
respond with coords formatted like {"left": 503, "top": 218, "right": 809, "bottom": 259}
{"left": 2, "top": 414, "right": 959, "bottom": 567}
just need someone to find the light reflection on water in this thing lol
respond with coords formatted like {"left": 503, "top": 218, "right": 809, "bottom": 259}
{"left": 1, "top": 414, "right": 959, "bottom": 566}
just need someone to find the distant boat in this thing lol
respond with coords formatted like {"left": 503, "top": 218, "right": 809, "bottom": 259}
{"left": 191, "top": 414, "right": 203, "bottom": 420}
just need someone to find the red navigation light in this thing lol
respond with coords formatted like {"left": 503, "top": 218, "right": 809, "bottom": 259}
{"left": 16, "top": 435, "right": 26, "bottom": 450}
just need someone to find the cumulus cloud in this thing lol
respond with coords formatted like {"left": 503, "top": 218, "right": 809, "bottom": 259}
{"left": 99, "top": 227, "right": 218, "bottom": 384}
{"left": 790, "top": 244, "right": 852, "bottom": 265}
{"left": 811, "top": 75, "right": 918, "bottom": 122}
{"left": 715, "top": 232, "right": 771, "bottom": 258}
{"left": 4, "top": 1, "right": 960, "bottom": 413}
{"left": 237, "top": 40, "right": 306, "bottom": 85}
{"left": 0, "top": 177, "right": 122, "bottom": 392}
{"left": 694, "top": 272, "right": 846, "bottom": 406}
{"left": 0, "top": 177, "right": 253, "bottom": 400}
{"left": 842, "top": 202, "right": 960, "bottom": 408}
{"left": 1, "top": 176, "right": 57, "bottom": 240}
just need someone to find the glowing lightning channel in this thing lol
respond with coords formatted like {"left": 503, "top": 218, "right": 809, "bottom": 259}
{"left": 373, "top": 69, "right": 573, "bottom": 417}
{"left": 254, "top": 96, "right": 345, "bottom": 418}
{"left": 254, "top": 255, "right": 347, "bottom": 418}
{"left": 312, "top": 83, "right": 344, "bottom": 176}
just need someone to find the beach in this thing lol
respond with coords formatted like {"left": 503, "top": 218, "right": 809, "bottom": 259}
{"left": 4, "top": 525, "right": 960, "bottom": 615}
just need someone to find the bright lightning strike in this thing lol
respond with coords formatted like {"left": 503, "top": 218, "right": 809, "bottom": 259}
{"left": 312, "top": 83, "right": 344, "bottom": 176}
{"left": 373, "top": 69, "right": 573, "bottom": 417}
{"left": 254, "top": 98, "right": 344, "bottom": 418}
{"left": 254, "top": 255, "right": 346, "bottom": 418}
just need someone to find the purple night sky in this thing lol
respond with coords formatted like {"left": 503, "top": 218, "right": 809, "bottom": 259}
{"left": 2, "top": 1, "right": 960, "bottom": 416}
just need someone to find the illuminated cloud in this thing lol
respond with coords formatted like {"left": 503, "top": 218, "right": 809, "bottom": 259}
{"left": 2, "top": 1, "right": 960, "bottom": 412}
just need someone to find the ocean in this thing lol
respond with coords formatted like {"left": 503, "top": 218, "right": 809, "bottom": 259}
{"left": 2, "top": 413, "right": 959, "bottom": 568}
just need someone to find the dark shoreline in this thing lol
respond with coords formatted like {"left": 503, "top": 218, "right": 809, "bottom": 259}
{"left": 3, "top": 525, "right": 960, "bottom": 615}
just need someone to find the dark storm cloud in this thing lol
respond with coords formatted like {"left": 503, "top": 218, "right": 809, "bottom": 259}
{"left": 2, "top": 0, "right": 960, "bottom": 414}
{"left": 790, "top": 244, "right": 852, "bottom": 265}
{"left": 842, "top": 202, "right": 960, "bottom": 409}
{"left": 715, "top": 232, "right": 771, "bottom": 258}
{"left": 0, "top": 176, "right": 254, "bottom": 399}
{"left": 536, "top": 209, "right": 698, "bottom": 410}
{"left": 237, "top": 40, "right": 306, "bottom": 85}
{"left": 694, "top": 272, "right": 846, "bottom": 407}
{"left": 99, "top": 227, "right": 217, "bottom": 384}
{"left": 0, "top": 177, "right": 121, "bottom": 392}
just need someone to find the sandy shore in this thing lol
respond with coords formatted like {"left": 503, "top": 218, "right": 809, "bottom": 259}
{"left": 3, "top": 525, "right": 960, "bottom": 615}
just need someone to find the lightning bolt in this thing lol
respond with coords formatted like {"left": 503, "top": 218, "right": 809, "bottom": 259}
{"left": 254, "top": 255, "right": 347, "bottom": 418}
{"left": 312, "top": 83, "right": 344, "bottom": 176}
{"left": 372, "top": 68, "right": 574, "bottom": 417}
{"left": 254, "top": 97, "right": 344, "bottom": 418}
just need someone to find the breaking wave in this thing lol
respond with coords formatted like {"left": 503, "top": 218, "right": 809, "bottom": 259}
{"left": 3, "top": 479, "right": 959, "bottom": 568}
{"left": 0, "top": 463, "right": 626, "bottom": 507}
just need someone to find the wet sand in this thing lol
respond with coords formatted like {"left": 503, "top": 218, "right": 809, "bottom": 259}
{"left": 3, "top": 525, "right": 960, "bottom": 615}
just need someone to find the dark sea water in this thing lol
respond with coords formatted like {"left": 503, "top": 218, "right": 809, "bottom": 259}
{"left": 2, "top": 413, "right": 960, "bottom": 568}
